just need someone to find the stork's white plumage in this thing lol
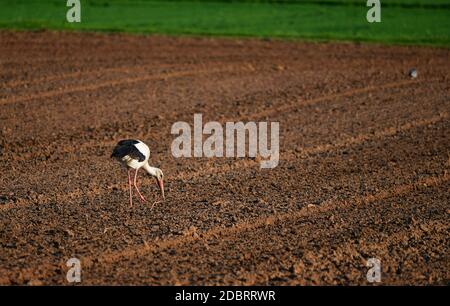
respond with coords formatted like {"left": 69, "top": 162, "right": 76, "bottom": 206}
{"left": 111, "top": 139, "right": 164, "bottom": 207}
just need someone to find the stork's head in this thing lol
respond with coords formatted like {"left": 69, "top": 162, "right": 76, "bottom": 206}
{"left": 154, "top": 168, "right": 165, "bottom": 200}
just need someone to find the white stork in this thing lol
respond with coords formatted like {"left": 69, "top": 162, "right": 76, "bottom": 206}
{"left": 111, "top": 139, "right": 164, "bottom": 207}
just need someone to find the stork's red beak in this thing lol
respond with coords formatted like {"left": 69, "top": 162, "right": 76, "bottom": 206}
{"left": 156, "top": 178, "right": 165, "bottom": 200}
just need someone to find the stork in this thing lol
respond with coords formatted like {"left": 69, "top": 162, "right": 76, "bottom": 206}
{"left": 111, "top": 139, "right": 164, "bottom": 207}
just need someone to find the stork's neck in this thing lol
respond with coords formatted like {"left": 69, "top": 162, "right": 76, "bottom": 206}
{"left": 143, "top": 163, "right": 159, "bottom": 177}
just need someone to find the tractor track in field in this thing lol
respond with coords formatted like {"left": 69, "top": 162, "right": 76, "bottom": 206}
{"left": 0, "top": 65, "right": 251, "bottom": 106}
{"left": 0, "top": 31, "right": 449, "bottom": 285}
{"left": 80, "top": 173, "right": 450, "bottom": 272}
{"left": 0, "top": 112, "right": 446, "bottom": 212}
{"left": 1, "top": 75, "right": 442, "bottom": 163}
{"left": 247, "top": 77, "right": 442, "bottom": 121}
{"left": 0, "top": 172, "right": 447, "bottom": 284}
{"left": 3, "top": 63, "right": 183, "bottom": 88}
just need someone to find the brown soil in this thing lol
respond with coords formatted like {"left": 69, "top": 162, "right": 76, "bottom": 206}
{"left": 0, "top": 31, "right": 449, "bottom": 285}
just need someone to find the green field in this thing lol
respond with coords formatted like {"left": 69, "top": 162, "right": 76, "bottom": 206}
{"left": 1, "top": 0, "right": 449, "bottom": 47}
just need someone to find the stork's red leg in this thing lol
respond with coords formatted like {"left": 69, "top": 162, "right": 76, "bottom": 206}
{"left": 128, "top": 169, "right": 133, "bottom": 207}
{"left": 133, "top": 169, "right": 147, "bottom": 203}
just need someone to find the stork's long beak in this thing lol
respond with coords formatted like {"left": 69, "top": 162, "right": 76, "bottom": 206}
{"left": 156, "top": 178, "right": 165, "bottom": 200}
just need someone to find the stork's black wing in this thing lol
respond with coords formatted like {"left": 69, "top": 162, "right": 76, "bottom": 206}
{"left": 117, "top": 139, "right": 139, "bottom": 146}
{"left": 111, "top": 140, "right": 146, "bottom": 162}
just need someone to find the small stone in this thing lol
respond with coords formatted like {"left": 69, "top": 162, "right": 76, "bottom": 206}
{"left": 291, "top": 263, "right": 303, "bottom": 275}
{"left": 65, "top": 229, "right": 75, "bottom": 237}
{"left": 28, "top": 279, "right": 44, "bottom": 286}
